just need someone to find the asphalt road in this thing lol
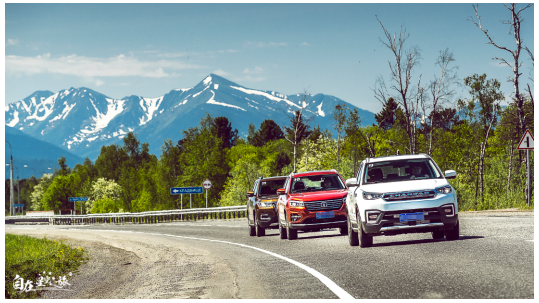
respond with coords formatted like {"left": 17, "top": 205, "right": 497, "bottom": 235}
{"left": 6, "top": 210, "right": 534, "bottom": 299}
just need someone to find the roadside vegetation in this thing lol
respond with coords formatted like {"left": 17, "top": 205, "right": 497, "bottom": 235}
{"left": 5, "top": 233, "right": 87, "bottom": 299}
{"left": 5, "top": 4, "right": 533, "bottom": 214}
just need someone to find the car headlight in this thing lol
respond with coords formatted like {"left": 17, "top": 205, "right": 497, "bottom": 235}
{"left": 435, "top": 185, "right": 452, "bottom": 194}
{"left": 362, "top": 192, "right": 383, "bottom": 200}
{"left": 258, "top": 200, "right": 275, "bottom": 208}
{"left": 289, "top": 200, "right": 305, "bottom": 208}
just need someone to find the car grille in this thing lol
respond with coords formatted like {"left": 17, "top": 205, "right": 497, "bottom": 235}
{"left": 383, "top": 190, "right": 436, "bottom": 202}
{"left": 303, "top": 198, "right": 344, "bottom": 211}
{"left": 302, "top": 215, "right": 347, "bottom": 225}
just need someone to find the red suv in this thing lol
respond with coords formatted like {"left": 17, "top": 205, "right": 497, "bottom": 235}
{"left": 276, "top": 170, "right": 348, "bottom": 240}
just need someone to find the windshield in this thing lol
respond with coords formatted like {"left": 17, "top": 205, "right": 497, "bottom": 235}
{"left": 363, "top": 159, "right": 442, "bottom": 184}
{"left": 258, "top": 179, "right": 286, "bottom": 197}
{"left": 290, "top": 174, "right": 345, "bottom": 193}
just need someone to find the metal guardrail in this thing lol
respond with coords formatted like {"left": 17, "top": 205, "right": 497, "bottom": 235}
{"left": 5, "top": 205, "right": 248, "bottom": 225}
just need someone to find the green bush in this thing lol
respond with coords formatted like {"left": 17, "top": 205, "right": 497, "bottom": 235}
{"left": 5, "top": 234, "right": 87, "bottom": 299}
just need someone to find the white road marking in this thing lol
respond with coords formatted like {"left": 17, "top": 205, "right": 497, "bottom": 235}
{"left": 9, "top": 227, "right": 354, "bottom": 299}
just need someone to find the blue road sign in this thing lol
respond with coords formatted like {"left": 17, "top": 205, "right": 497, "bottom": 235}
{"left": 13, "top": 204, "right": 24, "bottom": 207}
{"left": 170, "top": 187, "right": 203, "bottom": 195}
{"left": 69, "top": 197, "right": 89, "bottom": 202}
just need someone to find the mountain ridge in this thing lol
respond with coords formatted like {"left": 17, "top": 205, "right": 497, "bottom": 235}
{"left": 5, "top": 74, "right": 376, "bottom": 160}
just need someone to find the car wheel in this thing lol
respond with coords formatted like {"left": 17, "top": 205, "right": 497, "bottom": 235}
{"left": 248, "top": 211, "right": 256, "bottom": 237}
{"left": 287, "top": 221, "right": 298, "bottom": 240}
{"left": 255, "top": 215, "right": 265, "bottom": 237}
{"left": 445, "top": 220, "right": 460, "bottom": 241}
{"left": 348, "top": 213, "right": 359, "bottom": 246}
{"left": 431, "top": 230, "right": 445, "bottom": 239}
{"left": 358, "top": 213, "right": 373, "bottom": 248}
{"left": 279, "top": 217, "right": 287, "bottom": 239}
{"left": 339, "top": 226, "right": 348, "bottom": 235}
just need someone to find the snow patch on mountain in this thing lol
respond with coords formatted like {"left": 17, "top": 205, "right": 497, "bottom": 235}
{"left": 203, "top": 75, "right": 212, "bottom": 86}
{"left": 230, "top": 86, "right": 300, "bottom": 109}
{"left": 7, "top": 110, "right": 19, "bottom": 127}
{"left": 317, "top": 102, "right": 325, "bottom": 117}
{"left": 26, "top": 93, "right": 58, "bottom": 122}
{"left": 174, "top": 87, "right": 192, "bottom": 92}
{"left": 139, "top": 96, "right": 164, "bottom": 126}
{"left": 207, "top": 90, "right": 246, "bottom": 111}
{"left": 193, "top": 85, "right": 209, "bottom": 98}
{"left": 49, "top": 102, "right": 76, "bottom": 123}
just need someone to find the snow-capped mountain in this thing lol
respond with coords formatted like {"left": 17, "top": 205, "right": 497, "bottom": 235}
{"left": 5, "top": 74, "right": 375, "bottom": 160}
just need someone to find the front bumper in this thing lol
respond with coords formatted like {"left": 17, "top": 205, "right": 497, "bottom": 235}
{"left": 360, "top": 195, "right": 458, "bottom": 236}
{"left": 256, "top": 207, "right": 278, "bottom": 228}
{"left": 287, "top": 204, "right": 347, "bottom": 230}
{"left": 363, "top": 210, "right": 458, "bottom": 236}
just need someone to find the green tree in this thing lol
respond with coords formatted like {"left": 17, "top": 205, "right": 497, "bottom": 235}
{"left": 248, "top": 119, "right": 285, "bottom": 147}
{"left": 458, "top": 73, "right": 504, "bottom": 206}
{"left": 41, "top": 174, "right": 81, "bottom": 213}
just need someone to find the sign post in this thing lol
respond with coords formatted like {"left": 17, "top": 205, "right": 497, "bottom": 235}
{"left": 202, "top": 179, "right": 212, "bottom": 208}
{"left": 517, "top": 129, "right": 534, "bottom": 207}
{"left": 69, "top": 197, "right": 88, "bottom": 215}
{"left": 170, "top": 187, "right": 203, "bottom": 209}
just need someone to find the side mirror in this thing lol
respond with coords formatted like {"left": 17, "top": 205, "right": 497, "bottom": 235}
{"left": 345, "top": 178, "right": 359, "bottom": 187}
{"left": 445, "top": 170, "right": 457, "bottom": 179}
{"left": 276, "top": 188, "right": 286, "bottom": 195}
{"left": 246, "top": 191, "right": 254, "bottom": 198}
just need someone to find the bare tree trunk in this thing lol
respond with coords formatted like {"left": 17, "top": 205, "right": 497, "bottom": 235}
{"left": 507, "top": 142, "right": 514, "bottom": 192}
{"left": 478, "top": 109, "right": 497, "bottom": 206}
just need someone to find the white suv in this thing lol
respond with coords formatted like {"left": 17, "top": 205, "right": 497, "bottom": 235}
{"left": 345, "top": 154, "right": 459, "bottom": 247}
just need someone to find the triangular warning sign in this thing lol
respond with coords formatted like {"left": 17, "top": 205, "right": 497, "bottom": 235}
{"left": 517, "top": 129, "right": 534, "bottom": 150}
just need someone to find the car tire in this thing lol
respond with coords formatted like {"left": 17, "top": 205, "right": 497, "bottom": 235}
{"left": 279, "top": 218, "right": 287, "bottom": 239}
{"left": 445, "top": 220, "right": 460, "bottom": 241}
{"left": 431, "top": 230, "right": 445, "bottom": 239}
{"left": 348, "top": 213, "right": 359, "bottom": 246}
{"left": 339, "top": 226, "right": 348, "bottom": 235}
{"left": 248, "top": 211, "right": 256, "bottom": 237}
{"left": 255, "top": 216, "right": 265, "bottom": 237}
{"left": 358, "top": 214, "right": 373, "bottom": 248}
{"left": 287, "top": 222, "right": 297, "bottom": 240}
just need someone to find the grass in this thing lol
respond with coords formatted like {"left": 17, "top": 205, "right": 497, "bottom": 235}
{"left": 5, "top": 234, "right": 88, "bottom": 299}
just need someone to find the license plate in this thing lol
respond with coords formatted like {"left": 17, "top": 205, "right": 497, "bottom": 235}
{"left": 316, "top": 211, "right": 335, "bottom": 219}
{"left": 399, "top": 212, "right": 424, "bottom": 222}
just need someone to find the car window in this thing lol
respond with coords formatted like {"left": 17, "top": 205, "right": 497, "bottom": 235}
{"left": 258, "top": 179, "right": 286, "bottom": 196}
{"left": 364, "top": 159, "right": 443, "bottom": 184}
{"left": 252, "top": 180, "right": 259, "bottom": 192}
{"left": 356, "top": 163, "right": 364, "bottom": 181}
{"left": 290, "top": 174, "right": 345, "bottom": 193}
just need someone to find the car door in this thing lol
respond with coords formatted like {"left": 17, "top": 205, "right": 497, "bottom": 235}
{"left": 348, "top": 162, "right": 364, "bottom": 224}
{"left": 248, "top": 179, "right": 260, "bottom": 222}
{"left": 277, "top": 177, "right": 290, "bottom": 223}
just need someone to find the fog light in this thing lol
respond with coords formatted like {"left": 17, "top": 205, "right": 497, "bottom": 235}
{"left": 441, "top": 204, "right": 455, "bottom": 217}
{"left": 366, "top": 211, "right": 380, "bottom": 223}
{"left": 290, "top": 214, "right": 302, "bottom": 222}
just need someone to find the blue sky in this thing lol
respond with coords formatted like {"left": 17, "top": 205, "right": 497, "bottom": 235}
{"left": 5, "top": 3, "right": 534, "bottom": 114}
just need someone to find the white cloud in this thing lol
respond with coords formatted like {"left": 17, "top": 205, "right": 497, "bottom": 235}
{"left": 7, "top": 39, "right": 18, "bottom": 45}
{"left": 244, "top": 41, "right": 288, "bottom": 48}
{"left": 213, "top": 69, "right": 230, "bottom": 76}
{"left": 243, "top": 66, "right": 263, "bottom": 74}
{"left": 5, "top": 53, "right": 203, "bottom": 78}
{"left": 301, "top": 42, "right": 311, "bottom": 46}
{"left": 95, "top": 79, "right": 105, "bottom": 86}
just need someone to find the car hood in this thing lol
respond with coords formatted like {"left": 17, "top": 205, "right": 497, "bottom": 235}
{"left": 289, "top": 189, "right": 347, "bottom": 201}
{"left": 360, "top": 179, "right": 449, "bottom": 193}
{"left": 258, "top": 194, "right": 279, "bottom": 200}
